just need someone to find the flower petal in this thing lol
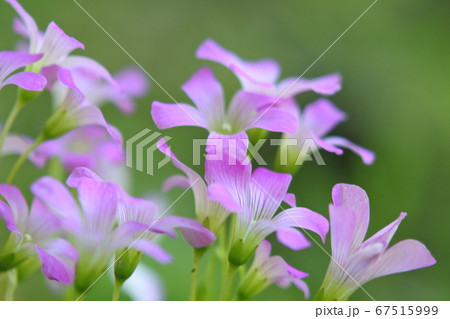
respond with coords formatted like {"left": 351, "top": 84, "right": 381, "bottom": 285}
{"left": 1, "top": 134, "right": 49, "bottom": 167}
{"left": 26, "top": 198, "right": 61, "bottom": 241}
{"left": 324, "top": 136, "right": 375, "bottom": 165}
{"left": 181, "top": 67, "right": 225, "bottom": 128}
{"left": 302, "top": 99, "right": 346, "bottom": 137}
{"left": 273, "top": 207, "right": 329, "bottom": 243}
{"left": 35, "top": 238, "right": 78, "bottom": 284}
{"left": 133, "top": 240, "right": 172, "bottom": 264}
{"left": 38, "top": 22, "right": 84, "bottom": 66}
{"left": 151, "top": 101, "right": 207, "bottom": 130}
{"left": 0, "top": 184, "right": 28, "bottom": 231}
{"left": 276, "top": 228, "right": 311, "bottom": 250}
{"left": 5, "top": 0, "right": 40, "bottom": 51}
{"left": 76, "top": 179, "right": 118, "bottom": 234}
{"left": 208, "top": 183, "right": 244, "bottom": 212}
{"left": 360, "top": 212, "right": 407, "bottom": 252}
{"left": 154, "top": 216, "right": 216, "bottom": 248}
{"left": 2, "top": 71, "right": 47, "bottom": 91}
{"left": 0, "top": 200, "right": 20, "bottom": 234}
{"left": 162, "top": 175, "right": 191, "bottom": 192}
{"left": 196, "top": 39, "right": 280, "bottom": 89}
{"left": 248, "top": 106, "right": 299, "bottom": 134}
{"left": 367, "top": 239, "right": 436, "bottom": 281}
{"left": 277, "top": 73, "right": 342, "bottom": 97}
{"left": 0, "top": 51, "right": 43, "bottom": 83}
{"left": 157, "top": 138, "right": 208, "bottom": 218}
{"left": 249, "top": 167, "right": 292, "bottom": 220}
{"left": 328, "top": 204, "right": 358, "bottom": 263}
{"left": 31, "top": 176, "right": 82, "bottom": 231}
{"left": 332, "top": 183, "right": 370, "bottom": 250}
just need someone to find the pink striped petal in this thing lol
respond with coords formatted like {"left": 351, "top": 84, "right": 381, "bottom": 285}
{"left": 31, "top": 177, "right": 82, "bottom": 231}
{"left": 38, "top": 22, "right": 84, "bottom": 66}
{"left": 332, "top": 183, "right": 370, "bottom": 250}
{"left": 278, "top": 73, "right": 342, "bottom": 97}
{"left": 181, "top": 67, "right": 225, "bottom": 128}
{"left": 35, "top": 238, "right": 78, "bottom": 284}
{"left": 151, "top": 101, "right": 207, "bottom": 129}
{"left": 196, "top": 39, "right": 280, "bottom": 89}
{"left": 273, "top": 207, "right": 329, "bottom": 243}
{"left": 302, "top": 99, "right": 347, "bottom": 137}
{"left": 368, "top": 239, "right": 436, "bottom": 280}
{"left": 0, "top": 184, "right": 28, "bottom": 230}
{"left": 0, "top": 51, "right": 43, "bottom": 82}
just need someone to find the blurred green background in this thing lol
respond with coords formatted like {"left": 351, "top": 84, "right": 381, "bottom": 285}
{"left": 0, "top": 0, "right": 449, "bottom": 301}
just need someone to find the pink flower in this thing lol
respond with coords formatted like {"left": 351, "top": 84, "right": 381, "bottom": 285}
{"left": 151, "top": 67, "right": 298, "bottom": 135}
{"left": 0, "top": 51, "right": 46, "bottom": 91}
{"left": 0, "top": 184, "right": 77, "bottom": 284}
{"left": 196, "top": 39, "right": 341, "bottom": 98}
{"left": 238, "top": 240, "right": 309, "bottom": 300}
{"left": 319, "top": 184, "right": 436, "bottom": 300}
{"left": 205, "top": 144, "right": 329, "bottom": 266}
{"left": 285, "top": 98, "right": 375, "bottom": 166}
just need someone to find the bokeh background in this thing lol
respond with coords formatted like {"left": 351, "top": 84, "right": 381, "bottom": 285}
{"left": 0, "top": 0, "right": 449, "bottom": 301}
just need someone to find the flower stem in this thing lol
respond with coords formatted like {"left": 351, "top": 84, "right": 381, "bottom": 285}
{"left": 0, "top": 97, "right": 26, "bottom": 158}
{"left": 112, "top": 278, "right": 124, "bottom": 301}
{"left": 0, "top": 269, "right": 18, "bottom": 301}
{"left": 6, "top": 133, "right": 45, "bottom": 183}
{"left": 220, "top": 263, "right": 237, "bottom": 301}
{"left": 190, "top": 248, "right": 205, "bottom": 301}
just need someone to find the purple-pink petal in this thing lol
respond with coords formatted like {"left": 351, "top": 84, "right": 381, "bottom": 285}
{"left": 302, "top": 99, "right": 347, "bottom": 137}
{"left": 35, "top": 238, "right": 78, "bottom": 284}
{"left": 276, "top": 228, "right": 311, "bottom": 251}
{"left": 2, "top": 71, "right": 47, "bottom": 91}
{"left": 324, "top": 136, "right": 375, "bottom": 165}
{"left": 151, "top": 101, "right": 207, "bottom": 130}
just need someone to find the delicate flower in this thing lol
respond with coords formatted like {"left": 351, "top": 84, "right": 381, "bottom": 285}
{"left": 318, "top": 183, "right": 436, "bottom": 300}
{"left": 196, "top": 39, "right": 341, "bottom": 98}
{"left": 32, "top": 167, "right": 214, "bottom": 291}
{"left": 4, "top": 125, "right": 123, "bottom": 174}
{"left": 281, "top": 98, "right": 375, "bottom": 168}
{"left": 41, "top": 68, "right": 120, "bottom": 142}
{"left": 71, "top": 66, "right": 149, "bottom": 114}
{"left": 205, "top": 145, "right": 329, "bottom": 266}
{"left": 157, "top": 137, "right": 233, "bottom": 234}
{"left": 6, "top": 0, "right": 84, "bottom": 71}
{"left": 0, "top": 51, "right": 46, "bottom": 91}
{"left": 0, "top": 184, "right": 77, "bottom": 284}
{"left": 238, "top": 240, "right": 309, "bottom": 300}
{"left": 7, "top": 0, "right": 136, "bottom": 113}
{"left": 151, "top": 67, "right": 298, "bottom": 135}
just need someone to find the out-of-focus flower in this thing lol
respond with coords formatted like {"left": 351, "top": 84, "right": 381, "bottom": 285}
{"left": 6, "top": 0, "right": 84, "bottom": 71}
{"left": 71, "top": 66, "right": 149, "bottom": 114}
{"left": 205, "top": 145, "right": 329, "bottom": 267}
{"left": 318, "top": 184, "right": 436, "bottom": 301}
{"left": 0, "top": 51, "right": 46, "bottom": 91}
{"left": 121, "top": 263, "right": 165, "bottom": 301}
{"left": 151, "top": 67, "right": 298, "bottom": 135}
{"left": 32, "top": 167, "right": 214, "bottom": 292}
{"left": 157, "top": 137, "right": 233, "bottom": 234}
{"left": 196, "top": 39, "right": 342, "bottom": 98}
{"left": 41, "top": 68, "right": 120, "bottom": 142}
{"left": 8, "top": 0, "right": 147, "bottom": 115}
{"left": 0, "top": 184, "right": 77, "bottom": 284}
{"left": 280, "top": 99, "right": 375, "bottom": 170}
{"left": 6, "top": 0, "right": 82, "bottom": 72}
{"left": 238, "top": 240, "right": 309, "bottom": 300}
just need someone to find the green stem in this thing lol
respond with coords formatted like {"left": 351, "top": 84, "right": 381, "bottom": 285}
{"left": 190, "top": 248, "right": 205, "bottom": 301}
{"left": 0, "top": 97, "right": 26, "bottom": 158}
{"left": 6, "top": 133, "right": 45, "bottom": 183}
{"left": 0, "top": 269, "right": 18, "bottom": 301}
{"left": 220, "top": 264, "right": 237, "bottom": 301}
{"left": 112, "top": 279, "right": 124, "bottom": 301}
